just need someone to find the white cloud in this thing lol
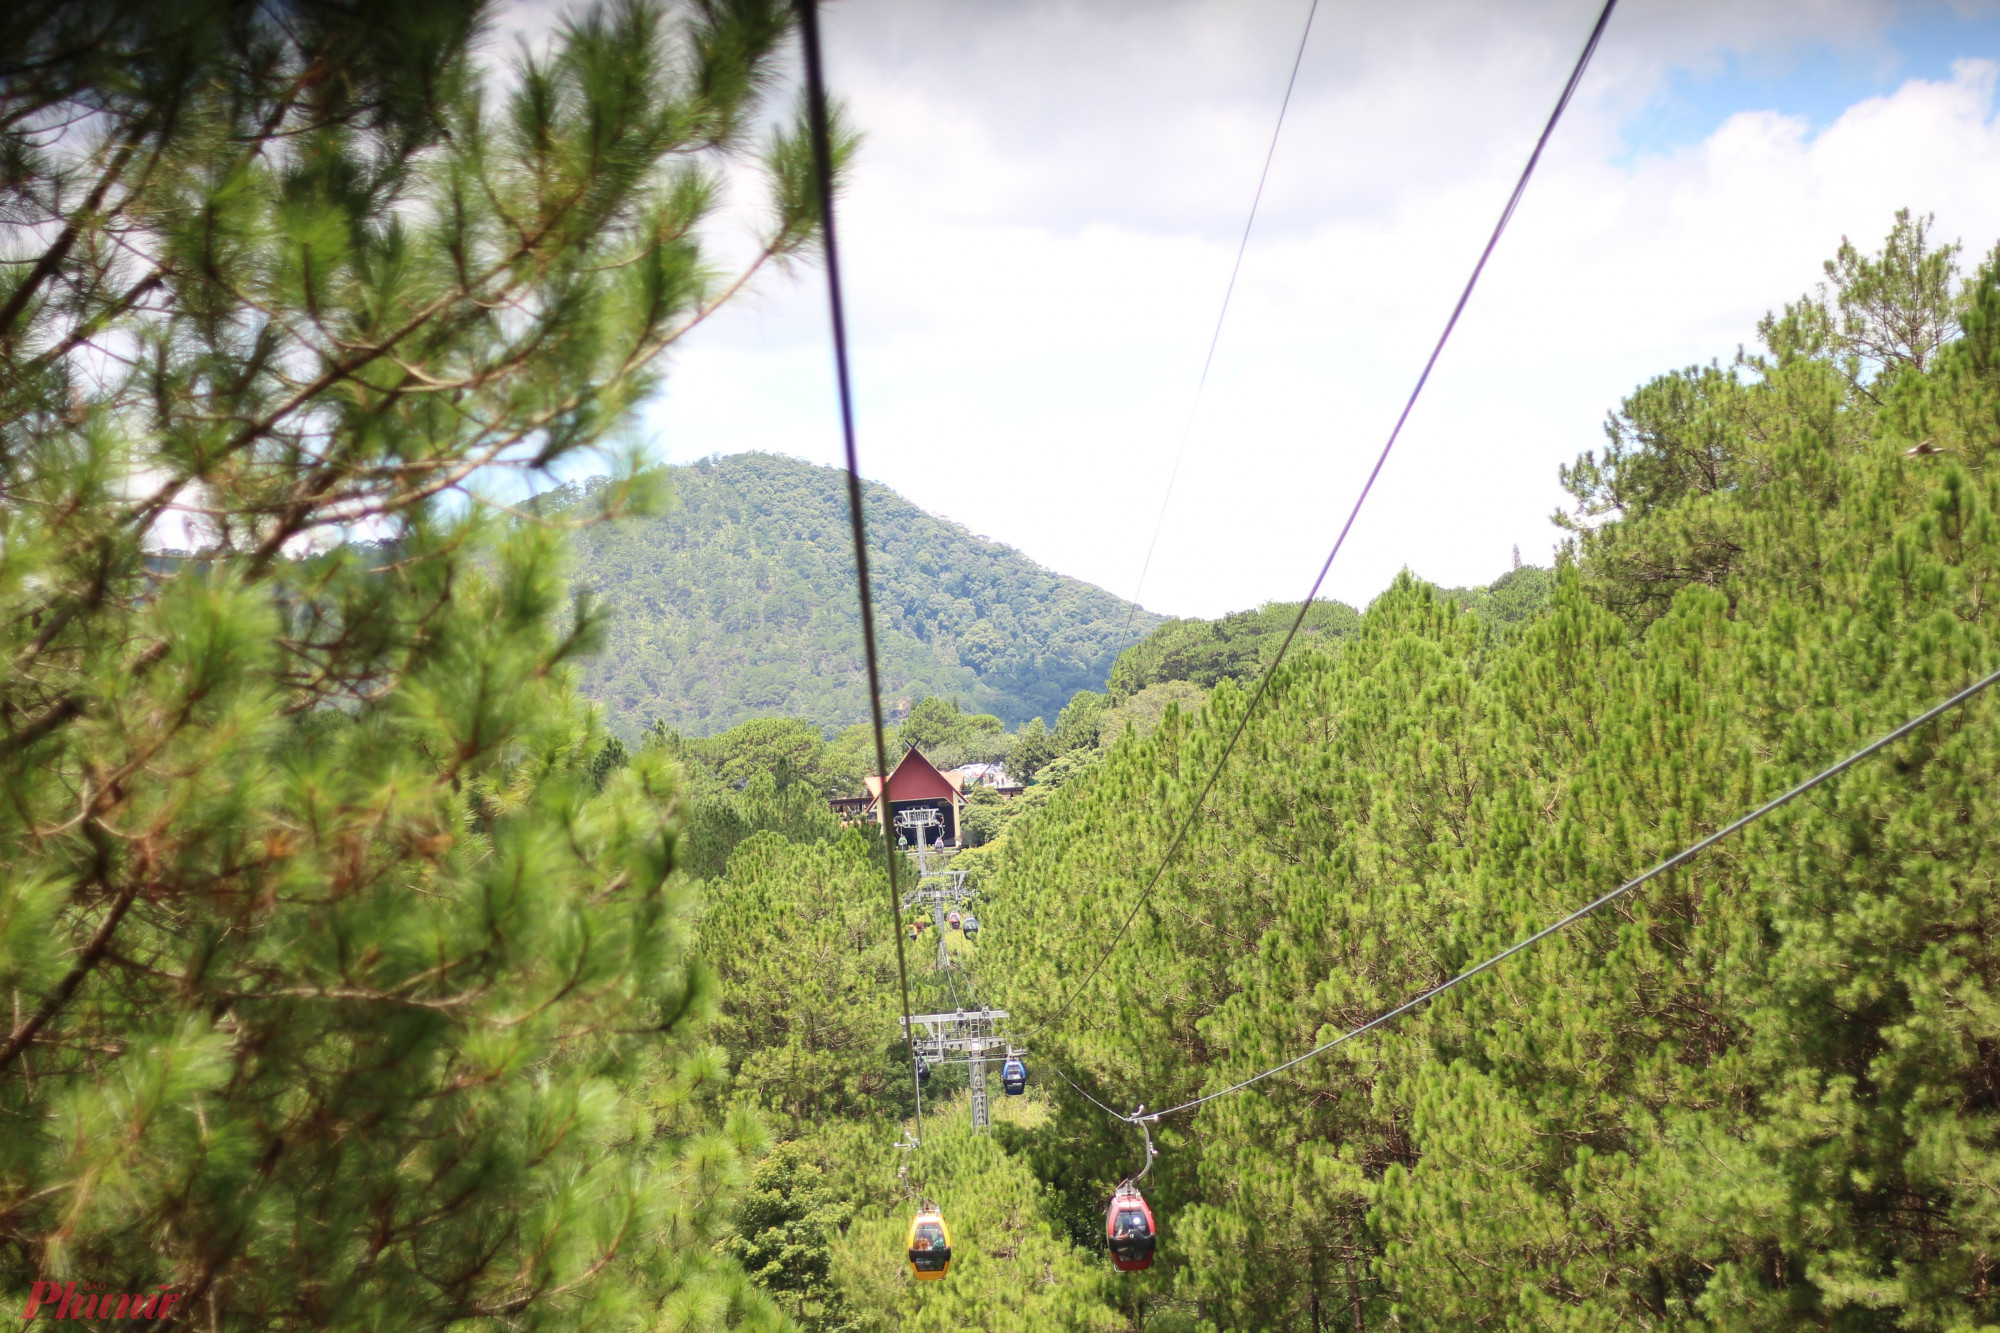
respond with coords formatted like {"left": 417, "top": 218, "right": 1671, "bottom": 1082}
{"left": 634, "top": 0, "right": 2000, "bottom": 617}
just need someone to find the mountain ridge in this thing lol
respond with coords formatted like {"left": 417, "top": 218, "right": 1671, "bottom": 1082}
{"left": 557, "top": 451, "right": 1164, "bottom": 737}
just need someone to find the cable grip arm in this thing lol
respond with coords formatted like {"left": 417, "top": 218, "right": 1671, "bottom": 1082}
{"left": 1124, "top": 1106, "right": 1158, "bottom": 1185}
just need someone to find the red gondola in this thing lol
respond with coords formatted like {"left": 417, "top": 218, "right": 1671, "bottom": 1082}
{"left": 1106, "top": 1111, "right": 1160, "bottom": 1272}
{"left": 1106, "top": 1182, "right": 1156, "bottom": 1271}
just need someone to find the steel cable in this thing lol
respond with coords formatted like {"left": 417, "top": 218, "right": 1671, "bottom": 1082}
{"left": 1121, "top": 0, "right": 1324, "bottom": 634}
{"left": 1065, "top": 663, "right": 2000, "bottom": 1125}
{"left": 797, "top": 0, "right": 925, "bottom": 1145}
{"left": 1031, "top": 0, "right": 1620, "bottom": 1040}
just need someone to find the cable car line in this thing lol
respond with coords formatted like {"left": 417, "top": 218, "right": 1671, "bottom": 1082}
{"left": 1056, "top": 662, "right": 2000, "bottom": 1128}
{"left": 1051, "top": 1063, "right": 1132, "bottom": 1122}
{"left": 808, "top": 0, "right": 1615, "bottom": 1280}
{"left": 797, "top": 0, "right": 1995, "bottom": 1286}
{"left": 798, "top": 0, "right": 925, "bottom": 1148}
{"left": 1028, "top": 0, "right": 1620, "bottom": 1043}
{"left": 1121, "top": 0, "right": 1324, "bottom": 632}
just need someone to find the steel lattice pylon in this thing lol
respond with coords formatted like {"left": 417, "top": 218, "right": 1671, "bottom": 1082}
{"left": 898, "top": 851, "right": 1019, "bottom": 1131}
{"left": 969, "top": 1052, "right": 989, "bottom": 1131}
{"left": 904, "top": 848, "right": 975, "bottom": 976}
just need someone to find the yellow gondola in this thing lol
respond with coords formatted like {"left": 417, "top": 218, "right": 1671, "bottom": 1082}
{"left": 905, "top": 1205, "right": 952, "bottom": 1281}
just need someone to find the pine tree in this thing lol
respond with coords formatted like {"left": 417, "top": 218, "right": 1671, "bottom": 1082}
{"left": 696, "top": 832, "right": 905, "bottom": 1126}
{"left": 977, "top": 219, "right": 2000, "bottom": 1328}
{"left": 724, "top": 1141, "right": 858, "bottom": 1333}
{"left": 0, "top": 1, "right": 836, "bottom": 1324}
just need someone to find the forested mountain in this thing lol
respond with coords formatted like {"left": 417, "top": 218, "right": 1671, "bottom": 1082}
{"left": 684, "top": 214, "right": 2000, "bottom": 1330}
{"left": 554, "top": 452, "right": 1162, "bottom": 736}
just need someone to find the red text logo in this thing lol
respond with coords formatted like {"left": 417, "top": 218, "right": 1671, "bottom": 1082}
{"left": 20, "top": 1283, "right": 180, "bottom": 1320}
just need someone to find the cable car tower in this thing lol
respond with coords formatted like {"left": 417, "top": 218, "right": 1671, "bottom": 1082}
{"left": 903, "top": 1008, "right": 1024, "bottom": 1132}
{"left": 895, "top": 818, "right": 1023, "bottom": 1131}
{"left": 901, "top": 850, "right": 974, "bottom": 976}
{"left": 900, "top": 840, "right": 1016, "bottom": 1120}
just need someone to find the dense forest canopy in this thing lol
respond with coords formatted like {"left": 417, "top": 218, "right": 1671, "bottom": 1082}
{"left": 551, "top": 452, "right": 1164, "bottom": 737}
{"left": 679, "top": 211, "right": 2000, "bottom": 1331}
{"left": 1103, "top": 569, "right": 1551, "bottom": 704}
{"left": 1104, "top": 599, "right": 1363, "bottom": 699}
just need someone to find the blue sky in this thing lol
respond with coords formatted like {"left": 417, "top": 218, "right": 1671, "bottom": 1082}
{"left": 1626, "top": 4, "right": 2000, "bottom": 159}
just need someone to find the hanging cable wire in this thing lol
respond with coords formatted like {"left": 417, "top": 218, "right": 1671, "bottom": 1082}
{"left": 1051, "top": 1063, "right": 1134, "bottom": 1123}
{"left": 1031, "top": 0, "right": 1620, "bottom": 1039}
{"left": 942, "top": 929, "right": 962, "bottom": 1011}
{"left": 1060, "top": 662, "right": 2000, "bottom": 1125}
{"left": 797, "top": 0, "right": 924, "bottom": 1145}
{"left": 1120, "top": 0, "right": 1324, "bottom": 637}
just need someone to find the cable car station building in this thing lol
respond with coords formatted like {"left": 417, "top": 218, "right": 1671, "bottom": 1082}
{"left": 834, "top": 747, "right": 965, "bottom": 847}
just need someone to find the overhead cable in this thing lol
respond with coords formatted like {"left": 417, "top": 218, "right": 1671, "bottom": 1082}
{"left": 1034, "top": 0, "right": 1621, "bottom": 1038}
{"left": 1121, "top": 0, "right": 1324, "bottom": 632}
{"left": 1051, "top": 1063, "right": 1135, "bottom": 1123}
{"left": 1076, "top": 663, "right": 2000, "bottom": 1124}
{"left": 798, "top": 0, "right": 925, "bottom": 1144}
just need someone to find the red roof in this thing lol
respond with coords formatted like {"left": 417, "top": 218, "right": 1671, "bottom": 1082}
{"left": 862, "top": 748, "right": 963, "bottom": 805}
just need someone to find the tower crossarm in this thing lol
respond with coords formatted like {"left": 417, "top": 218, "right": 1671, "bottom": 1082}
{"left": 899, "top": 878, "right": 976, "bottom": 912}
{"left": 902, "top": 1009, "right": 1020, "bottom": 1063}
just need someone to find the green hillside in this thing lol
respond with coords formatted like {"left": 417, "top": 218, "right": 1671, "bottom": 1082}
{"left": 555, "top": 452, "right": 1163, "bottom": 736}
{"left": 1102, "top": 567, "right": 1551, "bottom": 702}
{"left": 1104, "top": 598, "right": 1362, "bottom": 699}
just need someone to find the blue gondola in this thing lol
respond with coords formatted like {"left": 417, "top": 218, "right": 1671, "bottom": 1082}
{"left": 962, "top": 914, "right": 980, "bottom": 939}
{"left": 1001, "top": 1056, "right": 1027, "bottom": 1096}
